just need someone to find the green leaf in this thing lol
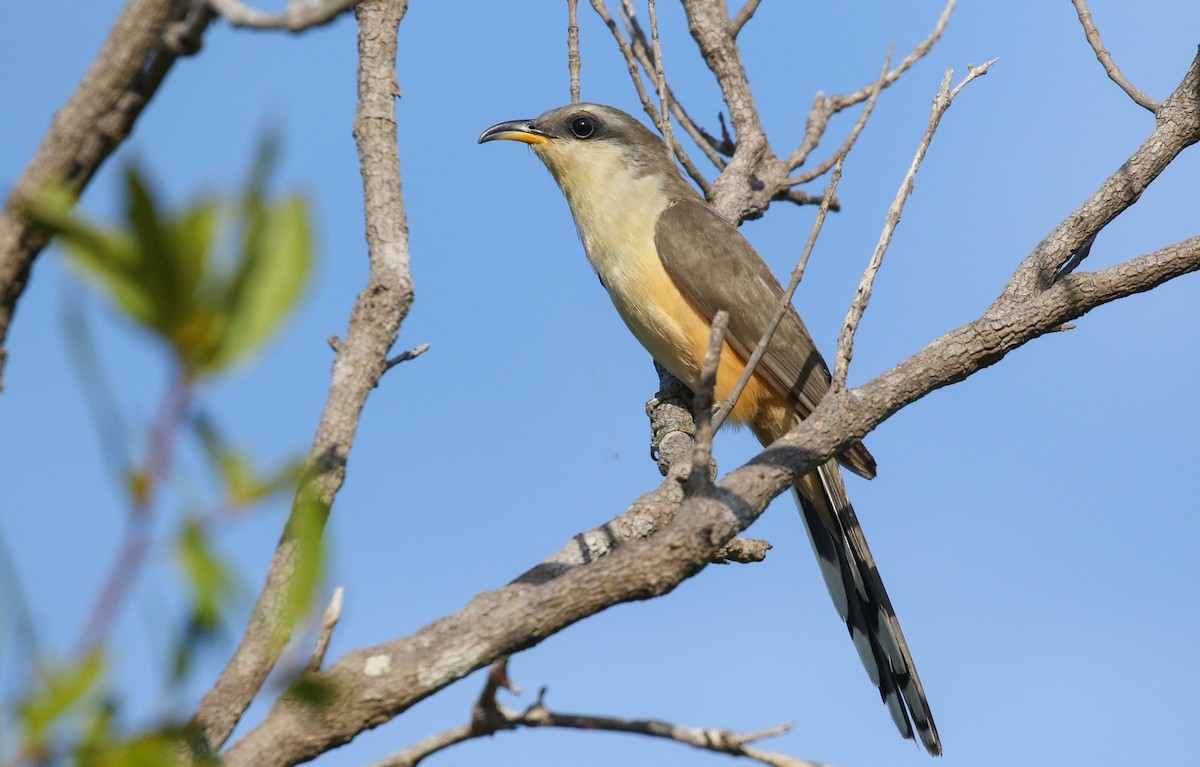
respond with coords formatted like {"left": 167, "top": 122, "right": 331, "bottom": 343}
{"left": 78, "top": 727, "right": 220, "bottom": 767}
{"left": 279, "top": 492, "right": 328, "bottom": 639}
{"left": 175, "top": 519, "right": 234, "bottom": 632}
{"left": 286, "top": 673, "right": 338, "bottom": 709}
{"left": 122, "top": 166, "right": 184, "bottom": 335}
{"left": 169, "top": 198, "right": 219, "bottom": 319}
{"left": 192, "top": 412, "right": 303, "bottom": 508}
{"left": 201, "top": 195, "right": 312, "bottom": 373}
{"left": 28, "top": 147, "right": 312, "bottom": 380}
{"left": 24, "top": 183, "right": 152, "bottom": 326}
{"left": 19, "top": 651, "right": 106, "bottom": 754}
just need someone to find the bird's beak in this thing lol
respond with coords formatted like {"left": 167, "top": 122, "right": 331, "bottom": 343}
{"left": 478, "top": 119, "right": 550, "bottom": 145}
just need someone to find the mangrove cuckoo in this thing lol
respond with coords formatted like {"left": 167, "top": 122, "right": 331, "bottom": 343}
{"left": 479, "top": 104, "right": 941, "bottom": 755}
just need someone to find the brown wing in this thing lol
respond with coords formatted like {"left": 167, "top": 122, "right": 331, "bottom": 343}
{"left": 654, "top": 199, "right": 875, "bottom": 479}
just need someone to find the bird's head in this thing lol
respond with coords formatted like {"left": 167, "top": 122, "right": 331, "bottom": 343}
{"left": 479, "top": 104, "right": 691, "bottom": 208}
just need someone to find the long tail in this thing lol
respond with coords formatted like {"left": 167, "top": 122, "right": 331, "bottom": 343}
{"left": 794, "top": 460, "right": 941, "bottom": 755}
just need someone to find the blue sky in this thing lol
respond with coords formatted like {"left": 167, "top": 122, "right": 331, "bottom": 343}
{"left": 1, "top": 2, "right": 1198, "bottom": 766}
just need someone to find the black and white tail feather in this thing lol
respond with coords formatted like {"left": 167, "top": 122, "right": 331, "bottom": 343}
{"left": 794, "top": 460, "right": 941, "bottom": 755}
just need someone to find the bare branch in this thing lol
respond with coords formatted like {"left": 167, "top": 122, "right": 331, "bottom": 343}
{"left": 208, "top": 0, "right": 358, "bottom": 31}
{"left": 1070, "top": 0, "right": 1159, "bottom": 112}
{"left": 680, "top": 0, "right": 768, "bottom": 214}
{"left": 191, "top": 0, "right": 415, "bottom": 752}
{"left": 591, "top": 0, "right": 712, "bottom": 193}
{"left": 0, "top": 0, "right": 215, "bottom": 389}
{"left": 833, "top": 59, "right": 997, "bottom": 391}
{"left": 621, "top": 9, "right": 727, "bottom": 169}
{"left": 787, "top": 46, "right": 892, "bottom": 186}
{"left": 221, "top": 38, "right": 1200, "bottom": 767}
{"left": 729, "top": 0, "right": 763, "bottom": 38}
{"left": 647, "top": 0, "right": 674, "bottom": 156}
{"left": 371, "top": 661, "right": 823, "bottom": 767}
{"left": 686, "top": 310, "right": 728, "bottom": 494}
{"left": 306, "top": 586, "right": 345, "bottom": 672}
{"left": 383, "top": 342, "right": 430, "bottom": 374}
{"left": 787, "top": 0, "right": 955, "bottom": 171}
{"left": 568, "top": 0, "right": 581, "bottom": 103}
{"left": 998, "top": 49, "right": 1200, "bottom": 304}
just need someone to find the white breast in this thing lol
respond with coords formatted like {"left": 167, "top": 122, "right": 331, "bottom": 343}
{"left": 547, "top": 142, "right": 707, "bottom": 386}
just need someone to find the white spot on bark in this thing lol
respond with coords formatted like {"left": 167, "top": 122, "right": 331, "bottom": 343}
{"left": 363, "top": 654, "right": 391, "bottom": 677}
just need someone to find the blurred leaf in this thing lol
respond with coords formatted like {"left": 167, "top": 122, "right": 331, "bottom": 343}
{"left": 18, "top": 651, "right": 106, "bottom": 755}
{"left": 279, "top": 492, "right": 328, "bottom": 639}
{"left": 175, "top": 519, "right": 234, "bottom": 633}
{"left": 286, "top": 673, "right": 337, "bottom": 709}
{"left": 24, "top": 182, "right": 150, "bottom": 326}
{"left": 202, "top": 195, "right": 311, "bottom": 373}
{"left": 26, "top": 144, "right": 312, "bottom": 380}
{"left": 122, "top": 167, "right": 185, "bottom": 336}
{"left": 79, "top": 726, "right": 219, "bottom": 767}
{"left": 192, "top": 412, "right": 304, "bottom": 508}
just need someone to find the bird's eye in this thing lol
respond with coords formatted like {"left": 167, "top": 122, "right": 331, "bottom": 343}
{"left": 569, "top": 116, "right": 596, "bottom": 139}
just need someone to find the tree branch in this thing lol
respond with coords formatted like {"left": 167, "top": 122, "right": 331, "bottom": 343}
{"left": 729, "top": 0, "right": 763, "bottom": 39}
{"left": 208, "top": 0, "right": 359, "bottom": 31}
{"left": 620, "top": 4, "right": 727, "bottom": 169}
{"left": 680, "top": 0, "right": 768, "bottom": 221}
{"left": 0, "top": 0, "right": 215, "bottom": 389}
{"left": 370, "top": 659, "right": 824, "bottom": 767}
{"left": 832, "top": 59, "right": 997, "bottom": 391}
{"left": 997, "top": 48, "right": 1200, "bottom": 305}
{"left": 787, "top": 0, "right": 955, "bottom": 173}
{"left": 218, "top": 48, "right": 1200, "bottom": 767}
{"left": 590, "top": 0, "right": 712, "bottom": 194}
{"left": 1070, "top": 0, "right": 1160, "bottom": 112}
{"left": 191, "top": 0, "right": 415, "bottom": 752}
{"left": 567, "top": 0, "right": 581, "bottom": 103}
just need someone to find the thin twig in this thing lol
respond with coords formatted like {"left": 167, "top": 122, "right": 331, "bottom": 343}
{"left": 567, "top": 0, "right": 581, "bottom": 103}
{"left": 306, "top": 586, "right": 344, "bottom": 672}
{"left": 76, "top": 371, "right": 193, "bottom": 654}
{"left": 369, "top": 660, "right": 822, "bottom": 767}
{"left": 647, "top": 0, "right": 674, "bottom": 155}
{"left": 1070, "top": 0, "right": 1159, "bottom": 112}
{"left": 622, "top": 9, "right": 727, "bottom": 168}
{"left": 787, "top": 0, "right": 955, "bottom": 171}
{"left": 383, "top": 342, "right": 430, "bottom": 374}
{"left": 208, "top": 0, "right": 359, "bottom": 31}
{"left": 729, "top": 0, "right": 762, "bottom": 38}
{"left": 832, "top": 59, "right": 997, "bottom": 391}
{"left": 592, "top": 0, "right": 712, "bottom": 194}
{"left": 788, "top": 45, "right": 893, "bottom": 187}
{"left": 712, "top": 157, "right": 844, "bottom": 432}
{"left": 712, "top": 41, "right": 896, "bottom": 430}
{"left": 687, "top": 310, "right": 728, "bottom": 493}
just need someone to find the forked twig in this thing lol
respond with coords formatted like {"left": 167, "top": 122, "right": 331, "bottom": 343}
{"left": 368, "top": 659, "right": 823, "bottom": 767}
{"left": 591, "top": 0, "right": 712, "bottom": 193}
{"left": 832, "top": 59, "right": 998, "bottom": 391}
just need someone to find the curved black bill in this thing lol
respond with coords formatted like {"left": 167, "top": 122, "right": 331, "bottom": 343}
{"left": 478, "top": 119, "right": 549, "bottom": 145}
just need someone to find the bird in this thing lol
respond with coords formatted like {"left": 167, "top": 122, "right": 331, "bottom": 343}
{"left": 480, "top": 103, "right": 941, "bottom": 755}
